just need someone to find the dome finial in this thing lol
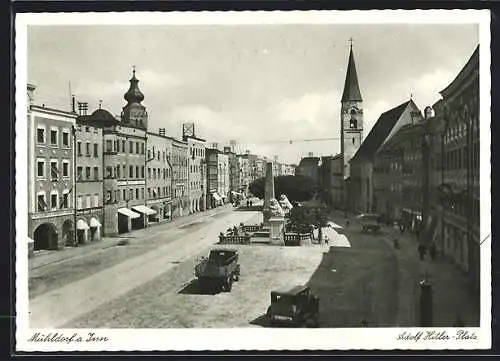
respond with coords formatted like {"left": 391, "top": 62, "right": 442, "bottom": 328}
{"left": 349, "top": 37, "right": 354, "bottom": 50}
{"left": 132, "top": 65, "right": 136, "bottom": 77}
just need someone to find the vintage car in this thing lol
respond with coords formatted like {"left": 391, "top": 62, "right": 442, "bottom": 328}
{"left": 194, "top": 248, "right": 240, "bottom": 292}
{"left": 356, "top": 213, "right": 382, "bottom": 233}
{"left": 266, "top": 285, "right": 320, "bottom": 327}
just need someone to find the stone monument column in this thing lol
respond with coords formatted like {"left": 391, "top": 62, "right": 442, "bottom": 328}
{"left": 262, "top": 162, "right": 275, "bottom": 229}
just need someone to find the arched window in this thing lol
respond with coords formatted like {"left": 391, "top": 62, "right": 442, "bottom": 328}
{"left": 349, "top": 109, "right": 357, "bottom": 129}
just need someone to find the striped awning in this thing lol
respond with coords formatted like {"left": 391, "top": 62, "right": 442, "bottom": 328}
{"left": 118, "top": 208, "right": 140, "bottom": 219}
{"left": 89, "top": 218, "right": 101, "bottom": 227}
{"left": 76, "top": 219, "right": 89, "bottom": 230}
{"left": 132, "top": 205, "right": 157, "bottom": 216}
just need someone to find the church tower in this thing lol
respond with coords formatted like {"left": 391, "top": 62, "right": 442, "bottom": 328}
{"left": 340, "top": 43, "right": 363, "bottom": 179}
{"left": 121, "top": 68, "right": 148, "bottom": 130}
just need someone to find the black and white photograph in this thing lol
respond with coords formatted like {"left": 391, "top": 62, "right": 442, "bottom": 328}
{"left": 15, "top": 10, "right": 491, "bottom": 351}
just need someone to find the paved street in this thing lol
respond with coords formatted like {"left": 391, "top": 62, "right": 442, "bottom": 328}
{"left": 29, "top": 208, "right": 478, "bottom": 329}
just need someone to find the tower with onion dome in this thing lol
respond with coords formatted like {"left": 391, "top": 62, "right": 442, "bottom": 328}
{"left": 121, "top": 67, "right": 148, "bottom": 130}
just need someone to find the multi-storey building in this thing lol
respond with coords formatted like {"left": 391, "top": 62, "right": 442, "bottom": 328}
{"left": 319, "top": 154, "right": 343, "bottom": 207}
{"left": 350, "top": 99, "right": 422, "bottom": 213}
{"left": 27, "top": 84, "right": 77, "bottom": 255}
{"left": 101, "top": 70, "right": 150, "bottom": 235}
{"left": 218, "top": 151, "right": 230, "bottom": 203}
{"left": 282, "top": 164, "right": 296, "bottom": 176}
{"left": 296, "top": 154, "right": 321, "bottom": 188}
{"left": 170, "top": 138, "right": 189, "bottom": 218}
{"left": 146, "top": 129, "right": 173, "bottom": 222}
{"left": 74, "top": 107, "right": 104, "bottom": 244}
{"left": 237, "top": 154, "right": 251, "bottom": 196}
{"left": 183, "top": 124, "right": 206, "bottom": 213}
{"left": 439, "top": 45, "right": 479, "bottom": 289}
{"left": 255, "top": 157, "right": 265, "bottom": 180}
{"left": 224, "top": 146, "right": 240, "bottom": 203}
{"left": 206, "top": 147, "right": 222, "bottom": 208}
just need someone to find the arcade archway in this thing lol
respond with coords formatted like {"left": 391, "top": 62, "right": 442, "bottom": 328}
{"left": 33, "top": 223, "right": 58, "bottom": 251}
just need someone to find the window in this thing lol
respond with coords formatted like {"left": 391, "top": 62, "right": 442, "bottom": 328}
{"left": 105, "top": 191, "right": 112, "bottom": 204}
{"left": 50, "top": 161, "right": 59, "bottom": 180}
{"left": 37, "top": 128, "right": 45, "bottom": 143}
{"left": 141, "top": 143, "right": 145, "bottom": 154}
{"left": 136, "top": 142, "right": 140, "bottom": 154}
{"left": 116, "top": 140, "right": 120, "bottom": 153}
{"left": 158, "top": 151, "right": 160, "bottom": 160}
{"left": 106, "top": 167, "right": 113, "bottom": 178}
{"left": 51, "top": 193, "right": 58, "bottom": 210}
{"left": 153, "top": 168, "right": 156, "bottom": 179}
{"left": 148, "top": 188, "right": 151, "bottom": 198}
{"left": 62, "top": 161, "right": 69, "bottom": 177}
{"left": 136, "top": 166, "right": 140, "bottom": 179}
{"left": 123, "top": 189, "right": 126, "bottom": 201}
{"left": 77, "top": 166, "right": 83, "bottom": 180}
{"left": 94, "top": 143, "right": 99, "bottom": 157}
{"left": 129, "top": 189, "right": 134, "bottom": 200}
{"left": 129, "top": 166, "right": 134, "bottom": 178}
{"left": 141, "top": 166, "right": 145, "bottom": 178}
{"left": 85, "top": 194, "right": 91, "bottom": 208}
{"left": 140, "top": 188, "right": 144, "bottom": 199}
{"left": 62, "top": 192, "right": 69, "bottom": 208}
{"left": 129, "top": 141, "right": 134, "bottom": 153}
{"left": 352, "top": 138, "right": 355, "bottom": 145}
{"left": 85, "top": 167, "right": 90, "bottom": 179}
{"left": 94, "top": 166, "right": 99, "bottom": 180}
{"left": 135, "top": 188, "right": 139, "bottom": 199}
{"left": 37, "top": 194, "right": 47, "bottom": 211}
{"left": 62, "top": 131, "right": 69, "bottom": 147}
{"left": 50, "top": 129, "right": 58, "bottom": 145}
{"left": 122, "top": 140, "right": 126, "bottom": 153}
{"left": 77, "top": 141, "right": 82, "bottom": 156}
{"left": 37, "top": 159, "right": 45, "bottom": 177}
{"left": 85, "top": 126, "right": 90, "bottom": 132}
{"left": 123, "top": 165, "right": 126, "bottom": 178}
{"left": 115, "top": 190, "right": 120, "bottom": 202}
{"left": 106, "top": 140, "right": 113, "bottom": 152}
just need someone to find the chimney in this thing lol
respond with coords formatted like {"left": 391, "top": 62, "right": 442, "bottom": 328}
{"left": 159, "top": 128, "right": 166, "bottom": 136}
{"left": 245, "top": 150, "right": 250, "bottom": 155}
{"left": 212, "top": 142, "right": 218, "bottom": 150}
{"left": 223, "top": 146, "right": 231, "bottom": 154}
{"left": 27, "top": 84, "right": 36, "bottom": 106}
{"left": 308, "top": 152, "right": 314, "bottom": 157}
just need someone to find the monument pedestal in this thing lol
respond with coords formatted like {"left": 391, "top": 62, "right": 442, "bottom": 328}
{"left": 269, "top": 216, "right": 285, "bottom": 246}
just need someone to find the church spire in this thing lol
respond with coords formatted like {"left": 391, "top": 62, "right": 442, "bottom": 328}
{"left": 341, "top": 44, "right": 363, "bottom": 102}
{"left": 124, "top": 66, "right": 145, "bottom": 104}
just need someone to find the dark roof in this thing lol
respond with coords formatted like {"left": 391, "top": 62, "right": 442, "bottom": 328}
{"left": 341, "top": 48, "right": 363, "bottom": 102}
{"left": 299, "top": 157, "right": 320, "bottom": 166}
{"left": 353, "top": 100, "right": 412, "bottom": 161}
{"left": 78, "top": 108, "right": 119, "bottom": 127}
{"left": 440, "top": 45, "right": 479, "bottom": 99}
{"left": 272, "top": 285, "right": 308, "bottom": 295}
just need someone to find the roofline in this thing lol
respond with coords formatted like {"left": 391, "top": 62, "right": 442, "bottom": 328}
{"left": 183, "top": 135, "right": 206, "bottom": 142}
{"left": 440, "top": 45, "right": 479, "bottom": 99}
{"left": 31, "top": 105, "right": 78, "bottom": 118}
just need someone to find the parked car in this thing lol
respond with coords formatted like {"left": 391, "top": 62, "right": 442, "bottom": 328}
{"left": 194, "top": 248, "right": 240, "bottom": 292}
{"left": 266, "top": 285, "right": 320, "bottom": 327}
{"left": 356, "top": 213, "right": 382, "bottom": 233}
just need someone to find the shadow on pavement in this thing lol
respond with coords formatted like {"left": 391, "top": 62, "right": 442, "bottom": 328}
{"left": 305, "top": 243, "right": 398, "bottom": 328}
{"left": 177, "top": 279, "right": 219, "bottom": 296}
{"left": 249, "top": 314, "right": 271, "bottom": 327}
{"left": 236, "top": 206, "right": 263, "bottom": 212}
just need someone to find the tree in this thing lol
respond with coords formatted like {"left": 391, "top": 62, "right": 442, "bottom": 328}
{"left": 248, "top": 175, "right": 316, "bottom": 202}
{"left": 285, "top": 205, "right": 329, "bottom": 243}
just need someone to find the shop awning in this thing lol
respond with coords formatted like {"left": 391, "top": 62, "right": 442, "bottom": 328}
{"left": 89, "top": 218, "right": 101, "bottom": 227}
{"left": 213, "top": 193, "right": 222, "bottom": 201}
{"left": 132, "top": 205, "right": 157, "bottom": 216}
{"left": 76, "top": 219, "right": 89, "bottom": 230}
{"left": 118, "top": 208, "right": 141, "bottom": 219}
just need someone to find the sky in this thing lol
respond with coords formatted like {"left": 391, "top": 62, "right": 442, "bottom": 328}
{"left": 27, "top": 24, "right": 478, "bottom": 164}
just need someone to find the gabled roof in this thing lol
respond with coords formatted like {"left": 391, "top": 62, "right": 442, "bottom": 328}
{"left": 353, "top": 100, "right": 412, "bottom": 161}
{"left": 341, "top": 48, "right": 363, "bottom": 102}
{"left": 299, "top": 157, "right": 320, "bottom": 167}
{"left": 440, "top": 45, "right": 479, "bottom": 99}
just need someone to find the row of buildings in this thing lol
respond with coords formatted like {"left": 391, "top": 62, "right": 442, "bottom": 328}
{"left": 296, "top": 44, "right": 480, "bottom": 291}
{"left": 27, "top": 70, "right": 295, "bottom": 255}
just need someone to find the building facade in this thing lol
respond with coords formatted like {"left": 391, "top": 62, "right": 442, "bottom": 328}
{"left": 206, "top": 147, "right": 221, "bottom": 208}
{"left": 184, "top": 132, "right": 206, "bottom": 214}
{"left": 101, "top": 70, "right": 150, "bottom": 235}
{"left": 224, "top": 146, "right": 240, "bottom": 203}
{"left": 237, "top": 154, "right": 251, "bottom": 196}
{"left": 146, "top": 130, "right": 173, "bottom": 222}
{"left": 170, "top": 138, "right": 189, "bottom": 218}
{"left": 218, "top": 151, "right": 230, "bottom": 203}
{"left": 74, "top": 112, "right": 104, "bottom": 244}
{"left": 28, "top": 84, "right": 77, "bottom": 255}
{"left": 439, "top": 45, "right": 480, "bottom": 290}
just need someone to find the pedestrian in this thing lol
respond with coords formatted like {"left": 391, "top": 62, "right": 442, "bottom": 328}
{"left": 418, "top": 244, "right": 426, "bottom": 261}
{"left": 250, "top": 200, "right": 253, "bottom": 206}
{"left": 429, "top": 242, "right": 436, "bottom": 261}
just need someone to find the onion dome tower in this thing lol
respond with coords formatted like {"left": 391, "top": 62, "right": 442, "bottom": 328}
{"left": 121, "top": 67, "right": 148, "bottom": 130}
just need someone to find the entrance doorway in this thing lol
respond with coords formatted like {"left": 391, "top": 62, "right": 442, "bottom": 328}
{"left": 62, "top": 220, "right": 74, "bottom": 246}
{"left": 33, "top": 223, "right": 58, "bottom": 251}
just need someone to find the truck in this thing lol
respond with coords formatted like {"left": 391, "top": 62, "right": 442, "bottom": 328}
{"left": 265, "top": 285, "right": 320, "bottom": 327}
{"left": 194, "top": 248, "right": 241, "bottom": 292}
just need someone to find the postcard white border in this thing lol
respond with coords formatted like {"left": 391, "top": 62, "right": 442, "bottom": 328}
{"left": 15, "top": 10, "right": 491, "bottom": 351}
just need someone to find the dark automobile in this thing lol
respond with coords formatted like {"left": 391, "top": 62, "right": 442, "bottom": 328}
{"left": 266, "top": 285, "right": 320, "bottom": 327}
{"left": 194, "top": 248, "right": 240, "bottom": 292}
{"left": 356, "top": 213, "right": 382, "bottom": 233}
